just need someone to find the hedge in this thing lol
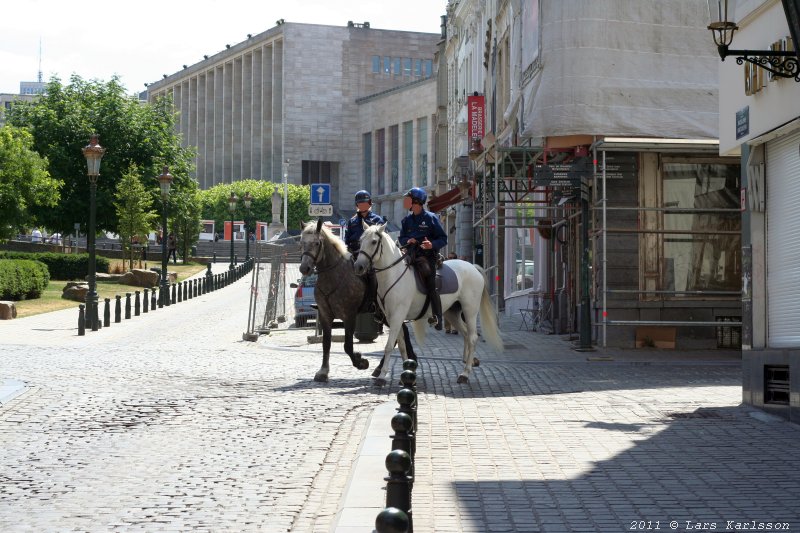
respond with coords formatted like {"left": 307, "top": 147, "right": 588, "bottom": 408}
{"left": 0, "top": 259, "right": 50, "bottom": 300}
{"left": 0, "top": 251, "right": 109, "bottom": 280}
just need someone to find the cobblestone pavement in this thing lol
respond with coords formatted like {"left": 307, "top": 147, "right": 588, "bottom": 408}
{"left": 3, "top": 261, "right": 800, "bottom": 533}
{"left": 0, "top": 262, "right": 393, "bottom": 532}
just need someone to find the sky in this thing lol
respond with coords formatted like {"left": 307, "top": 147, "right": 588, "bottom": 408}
{"left": 0, "top": 0, "right": 448, "bottom": 96}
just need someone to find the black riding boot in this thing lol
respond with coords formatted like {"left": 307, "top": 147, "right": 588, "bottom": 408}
{"left": 427, "top": 276, "right": 443, "bottom": 330}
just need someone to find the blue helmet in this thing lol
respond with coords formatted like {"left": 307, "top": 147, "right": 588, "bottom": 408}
{"left": 355, "top": 190, "right": 372, "bottom": 204}
{"left": 405, "top": 187, "right": 427, "bottom": 204}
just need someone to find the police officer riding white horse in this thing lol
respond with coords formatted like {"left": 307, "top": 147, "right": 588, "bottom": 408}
{"left": 399, "top": 187, "right": 447, "bottom": 330}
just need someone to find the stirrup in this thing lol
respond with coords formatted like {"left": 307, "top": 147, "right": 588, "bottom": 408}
{"left": 373, "top": 309, "right": 385, "bottom": 324}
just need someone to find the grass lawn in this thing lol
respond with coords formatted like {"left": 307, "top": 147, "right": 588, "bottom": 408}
{"left": 13, "top": 260, "right": 208, "bottom": 319}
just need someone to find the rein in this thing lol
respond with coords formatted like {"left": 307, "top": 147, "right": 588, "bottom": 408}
{"left": 361, "top": 234, "right": 415, "bottom": 315}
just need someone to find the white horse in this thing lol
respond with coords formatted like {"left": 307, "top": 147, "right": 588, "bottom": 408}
{"left": 353, "top": 223, "right": 503, "bottom": 384}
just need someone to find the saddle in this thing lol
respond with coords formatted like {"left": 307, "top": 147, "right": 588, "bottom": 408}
{"left": 410, "top": 262, "right": 459, "bottom": 295}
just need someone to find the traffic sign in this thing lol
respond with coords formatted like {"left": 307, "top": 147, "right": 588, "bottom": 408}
{"left": 308, "top": 204, "right": 333, "bottom": 216}
{"left": 310, "top": 183, "right": 331, "bottom": 204}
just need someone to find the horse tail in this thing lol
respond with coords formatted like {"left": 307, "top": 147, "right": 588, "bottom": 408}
{"left": 473, "top": 265, "right": 504, "bottom": 352}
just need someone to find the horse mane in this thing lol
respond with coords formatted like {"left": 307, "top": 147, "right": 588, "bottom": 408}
{"left": 302, "top": 221, "right": 349, "bottom": 258}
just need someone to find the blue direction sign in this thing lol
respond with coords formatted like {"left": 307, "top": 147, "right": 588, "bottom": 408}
{"left": 310, "top": 183, "right": 331, "bottom": 204}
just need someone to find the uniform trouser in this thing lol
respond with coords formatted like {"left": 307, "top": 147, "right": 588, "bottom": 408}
{"left": 411, "top": 248, "right": 442, "bottom": 327}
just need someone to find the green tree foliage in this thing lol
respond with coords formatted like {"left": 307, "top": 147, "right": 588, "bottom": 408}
{"left": 0, "top": 126, "right": 61, "bottom": 240}
{"left": 6, "top": 75, "right": 195, "bottom": 237}
{"left": 169, "top": 180, "right": 203, "bottom": 261}
{"left": 114, "top": 166, "right": 157, "bottom": 270}
{"left": 198, "top": 180, "right": 310, "bottom": 236}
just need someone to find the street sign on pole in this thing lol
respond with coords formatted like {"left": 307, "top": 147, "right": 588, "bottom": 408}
{"left": 308, "top": 204, "right": 333, "bottom": 217}
{"left": 310, "top": 183, "right": 331, "bottom": 204}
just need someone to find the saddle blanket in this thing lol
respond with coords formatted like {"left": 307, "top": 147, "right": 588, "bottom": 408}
{"left": 414, "top": 263, "right": 458, "bottom": 295}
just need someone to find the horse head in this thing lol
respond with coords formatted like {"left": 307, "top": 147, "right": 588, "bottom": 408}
{"left": 299, "top": 220, "right": 323, "bottom": 276}
{"left": 353, "top": 222, "right": 387, "bottom": 276}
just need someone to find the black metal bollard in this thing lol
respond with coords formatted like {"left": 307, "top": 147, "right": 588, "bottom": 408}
{"left": 193, "top": 278, "right": 198, "bottom": 298}
{"left": 177, "top": 281, "right": 183, "bottom": 303}
{"left": 171, "top": 283, "right": 176, "bottom": 305}
{"left": 391, "top": 412, "right": 414, "bottom": 457}
{"left": 143, "top": 288, "right": 149, "bottom": 313}
{"left": 397, "top": 388, "right": 416, "bottom": 455}
{"left": 151, "top": 287, "right": 157, "bottom": 310}
{"left": 135, "top": 291, "right": 141, "bottom": 316}
{"left": 183, "top": 280, "right": 188, "bottom": 301}
{"left": 384, "top": 450, "right": 413, "bottom": 531}
{"left": 115, "top": 295, "right": 122, "bottom": 323}
{"left": 125, "top": 293, "right": 131, "bottom": 319}
{"left": 78, "top": 304, "right": 85, "bottom": 336}
{"left": 104, "top": 298, "right": 111, "bottom": 328}
{"left": 376, "top": 507, "right": 410, "bottom": 533}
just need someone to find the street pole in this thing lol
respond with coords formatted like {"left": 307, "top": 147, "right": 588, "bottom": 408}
{"left": 578, "top": 196, "right": 594, "bottom": 351}
{"left": 157, "top": 167, "right": 173, "bottom": 308}
{"left": 228, "top": 192, "right": 238, "bottom": 270}
{"left": 282, "top": 161, "right": 289, "bottom": 231}
{"left": 82, "top": 135, "right": 105, "bottom": 332}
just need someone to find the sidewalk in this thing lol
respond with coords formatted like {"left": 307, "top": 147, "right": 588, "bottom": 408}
{"left": 331, "top": 315, "right": 800, "bottom": 533}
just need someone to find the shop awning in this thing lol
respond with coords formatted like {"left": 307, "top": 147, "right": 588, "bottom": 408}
{"left": 428, "top": 181, "right": 474, "bottom": 213}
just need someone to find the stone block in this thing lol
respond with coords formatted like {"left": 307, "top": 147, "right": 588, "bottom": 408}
{"left": 0, "top": 301, "right": 17, "bottom": 320}
{"left": 118, "top": 269, "right": 160, "bottom": 288}
{"left": 62, "top": 284, "right": 89, "bottom": 302}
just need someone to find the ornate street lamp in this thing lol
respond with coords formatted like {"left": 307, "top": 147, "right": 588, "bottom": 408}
{"left": 82, "top": 135, "right": 106, "bottom": 332}
{"left": 243, "top": 191, "right": 253, "bottom": 261}
{"left": 228, "top": 191, "right": 238, "bottom": 270}
{"left": 707, "top": 0, "right": 800, "bottom": 81}
{"left": 157, "top": 166, "right": 173, "bottom": 307}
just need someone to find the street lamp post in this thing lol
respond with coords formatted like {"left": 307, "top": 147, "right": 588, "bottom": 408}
{"left": 82, "top": 135, "right": 106, "bottom": 332}
{"left": 228, "top": 191, "right": 238, "bottom": 270}
{"left": 157, "top": 166, "right": 173, "bottom": 308}
{"left": 243, "top": 191, "right": 253, "bottom": 261}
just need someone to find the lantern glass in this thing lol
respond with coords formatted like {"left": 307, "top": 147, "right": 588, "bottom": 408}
{"left": 707, "top": 0, "right": 738, "bottom": 47}
{"left": 157, "top": 166, "right": 173, "bottom": 199}
{"left": 228, "top": 192, "right": 238, "bottom": 213}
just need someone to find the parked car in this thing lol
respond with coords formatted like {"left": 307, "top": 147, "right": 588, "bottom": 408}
{"left": 516, "top": 260, "right": 535, "bottom": 288}
{"left": 291, "top": 274, "right": 318, "bottom": 327}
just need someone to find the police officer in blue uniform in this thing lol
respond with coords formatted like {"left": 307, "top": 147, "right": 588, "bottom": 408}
{"left": 345, "top": 190, "right": 387, "bottom": 322}
{"left": 399, "top": 187, "right": 447, "bottom": 330}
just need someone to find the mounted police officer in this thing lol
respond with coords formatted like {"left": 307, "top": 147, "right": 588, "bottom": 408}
{"left": 344, "top": 190, "right": 387, "bottom": 323}
{"left": 399, "top": 187, "right": 447, "bottom": 330}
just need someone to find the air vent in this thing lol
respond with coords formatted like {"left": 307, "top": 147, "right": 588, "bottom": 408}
{"left": 715, "top": 316, "right": 741, "bottom": 348}
{"left": 764, "top": 365, "right": 790, "bottom": 405}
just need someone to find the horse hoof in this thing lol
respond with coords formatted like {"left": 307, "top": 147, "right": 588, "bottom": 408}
{"left": 314, "top": 373, "right": 329, "bottom": 383}
{"left": 472, "top": 357, "right": 480, "bottom": 367}
{"left": 371, "top": 367, "right": 382, "bottom": 378}
{"left": 358, "top": 359, "right": 370, "bottom": 370}
{"left": 456, "top": 375, "right": 469, "bottom": 384}
{"left": 373, "top": 378, "right": 387, "bottom": 387}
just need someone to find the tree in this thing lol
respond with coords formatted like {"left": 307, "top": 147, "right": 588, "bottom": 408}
{"left": 0, "top": 126, "right": 61, "bottom": 240}
{"left": 114, "top": 165, "right": 157, "bottom": 270}
{"left": 6, "top": 75, "right": 195, "bottom": 237}
{"left": 169, "top": 180, "right": 203, "bottom": 262}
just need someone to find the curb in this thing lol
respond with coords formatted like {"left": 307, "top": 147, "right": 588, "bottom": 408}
{"left": 0, "top": 378, "right": 27, "bottom": 406}
{"left": 331, "top": 400, "right": 397, "bottom": 533}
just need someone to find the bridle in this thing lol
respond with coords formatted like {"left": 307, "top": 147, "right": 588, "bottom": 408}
{"left": 358, "top": 231, "right": 410, "bottom": 307}
{"left": 302, "top": 233, "right": 343, "bottom": 274}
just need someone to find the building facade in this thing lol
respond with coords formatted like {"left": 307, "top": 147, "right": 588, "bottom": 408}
{"left": 443, "top": 0, "right": 741, "bottom": 349}
{"left": 716, "top": 0, "right": 800, "bottom": 422}
{"left": 146, "top": 22, "right": 439, "bottom": 217}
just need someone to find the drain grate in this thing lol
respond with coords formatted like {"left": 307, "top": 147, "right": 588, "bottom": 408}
{"left": 664, "top": 409, "right": 726, "bottom": 420}
{"left": 765, "top": 365, "right": 790, "bottom": 405}
{"left": 504, "top": 343, "right": 527, "bottom": 350}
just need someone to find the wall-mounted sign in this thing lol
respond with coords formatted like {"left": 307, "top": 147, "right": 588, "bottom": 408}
{"left": 736, "top": 106, "right": 750, "bottom": 140}
{"left": 468, "top": 95, "right": 485, "bottom": 141}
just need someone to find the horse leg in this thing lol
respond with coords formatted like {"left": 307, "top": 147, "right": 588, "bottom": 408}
{"left": 374, "top": 315, "right": 404, "bottom": 387}
{"left": 457, "top": 312, "right": 480, "bottom": 384}
{"left": 314, "top": 316, "right": 333, "bottom": 382}
{"left": 343, "top": 317, "right": 369, "bottom": 371}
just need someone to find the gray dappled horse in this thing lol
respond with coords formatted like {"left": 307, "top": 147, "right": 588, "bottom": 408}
{"left": 299, "top": 220, "right": 416, "bottom": 383}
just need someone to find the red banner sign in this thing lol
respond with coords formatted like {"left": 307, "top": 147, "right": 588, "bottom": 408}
{"left": 468, "top": 95, "right": 485, "bottom": 141}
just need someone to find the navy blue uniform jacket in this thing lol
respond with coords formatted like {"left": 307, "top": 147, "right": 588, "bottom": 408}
{"left": 399, "top": 210, "right": 447, "bottom": 251}
{"left": 344, "top": 211, "right": 386, "bottom": 252}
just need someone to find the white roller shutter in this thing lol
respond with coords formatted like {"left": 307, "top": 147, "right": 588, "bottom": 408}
{"left": 767, "top": 130, "right": 800, "bottom": 347}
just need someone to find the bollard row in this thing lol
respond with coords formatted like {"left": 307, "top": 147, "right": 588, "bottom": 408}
{"left": 78, "top": 258, "right": 255, "bottom": 336}
{"left": 376, "top": 358, "right": 418, "bottom": 533}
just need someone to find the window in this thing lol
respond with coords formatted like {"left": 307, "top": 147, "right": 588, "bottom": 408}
{"left": 383, "top": 57, "right": 391, "bottom": 75}
{"left": 390, "top": 125, "right": 399, "bottom": 192}
{"left": 415, "top": 59, "right": 422, "bottom": 76}
{"left": 372, "top": 56, "right": 380, "bottom": 73}
{"left": 403, "top": 121, "right": 413, "bottom": 189}
{"left": 301, "top": 160, "right": 335, "bottom": 186}
{"left": 376, "top": 129, "right": 386, "bottom": 194}
{"left": 424, "top": 59, "right": 433, "bottom": 77}
{"left": 403, "top": 58, "right": 412, "bottom": 76}
{"left": 660, "top": 159, "right": 741, "bottom": 295}
{"left": 393, "top": 57, "right": 402, "bottom": 77}
{"left": 363, "top": 132, "right": 372, "bottom": 191}
{"left": 417, "top": 117, "right": 428, "bottom": 185}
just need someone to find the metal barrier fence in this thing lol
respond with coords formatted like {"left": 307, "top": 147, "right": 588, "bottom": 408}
{"left": 242, "top": 236, "right": 298, "bottom": 341}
